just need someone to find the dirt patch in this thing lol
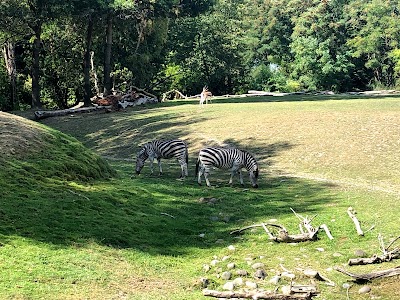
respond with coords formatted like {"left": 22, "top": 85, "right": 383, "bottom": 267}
{"left": 0, "top": 112, "right": 50, "bottom": 159}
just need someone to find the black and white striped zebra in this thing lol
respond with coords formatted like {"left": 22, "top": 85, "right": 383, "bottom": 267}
{"left": 195, "top": 147, "right": 259, "bottom": 188}
{"left": 136, "top": 139, "right": 188, "bottom": 178}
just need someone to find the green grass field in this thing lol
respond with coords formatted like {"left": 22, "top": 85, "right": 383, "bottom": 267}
{"left": 1, "top": 94, "right": 400, "bottom": 299}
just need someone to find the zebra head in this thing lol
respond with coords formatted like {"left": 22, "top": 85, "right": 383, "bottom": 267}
{"left": 244, "top": 152, "right": 259, "bottom": 188}
{"left": 135, "top": 147, "right": 148, "bottom": 174}
{"left": 249, "top": 166, "right": 259, "bottom": 188}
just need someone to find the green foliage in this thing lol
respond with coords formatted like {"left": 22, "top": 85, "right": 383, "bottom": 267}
{"left": 345, "top": 0, "right": 400, "bottom": 87}
{"left": 1, "top": 96, "right": 400, "bottom": 298}
{"left": 2, "top": 0, "right": 400, "bottom": 111}
{"left": 168, "top": 2, "right": 247, "bottom": 95}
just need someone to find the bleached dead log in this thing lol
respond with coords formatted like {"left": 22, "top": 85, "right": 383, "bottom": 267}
{"left": 320, "top": 224, "right": 334, "bottom": 240}
{"left": 348, "top": 252, "right": 400, "bottom": 266}
{"left": 335, "top": 266, "right": 400, "bottom": 282}
{"left": 34, "top": 105, "right": 111, "bottom": 120}
{"left": 203, "top": 289, "right": 316, "bottom": 299}
{"left": 348, "top": 234, "right": 400, "bottom": 266}
{"left": 161, "top": 89, "right": 187, "bottom": 101}
{"left": 230, "top": 223, "right": 318, "bottom": 242}
{"left": 230, "top": 210, "right": 333, "bottom": 242}
{"left": 347, "top": 207, "right": 364, "bottom": 236}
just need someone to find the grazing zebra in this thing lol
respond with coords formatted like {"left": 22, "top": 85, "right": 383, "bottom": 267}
{"left": 136, "top": 139, "right": 188, "bottom": 178}
{"left": 195, "top": 147, "right": 259, "bottom": 188}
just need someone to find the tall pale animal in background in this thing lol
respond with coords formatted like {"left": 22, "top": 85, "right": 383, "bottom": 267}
{"left": 200, "top": 86, "right": 213, "bottom": 107}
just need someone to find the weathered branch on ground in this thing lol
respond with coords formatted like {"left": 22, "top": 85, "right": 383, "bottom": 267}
{"left": 300, "top": 268, "right": 335, "bottom": 286}
{"left": 319, "top": 224, "right": 334, "bottom": 240}
{"left": 348, "top": 234, "right": 400, "bottom": 266}
{"left": 203, "top": 287, "right": 317, "bottom": 299}
{"left": 34, "top": 105, "right": 111, "bottom": 120}
{"left": 35, "top": 87, "right": 158, "bottom": 119}
{"left": 161, "top": 89, "right": 187, "bottom": 101}
{"left": 335, "top": 266, "right": 400, "bottom": 283}
{"left": 231, "top": 209, "right": 333, "bottom": 242}
{"left": 347, "top": 207, "right": 364, "bottom": 236}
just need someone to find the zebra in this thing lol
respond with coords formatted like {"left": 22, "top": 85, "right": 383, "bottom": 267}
{"left": 195, "top": 147, "right": 259, "bottom": 188}
{"left": 135, "top": 139, "right": 188, "bottom": 178}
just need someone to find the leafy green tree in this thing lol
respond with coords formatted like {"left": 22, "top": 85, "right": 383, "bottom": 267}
{"left": 290, "top": 0, "right": 355, "bottom": 92}
{"left": 345, "top": 0, "right": 400, "bottom": 88}
{"left": 168, "top": 0, "right": 246, "bottom": 95}
{"left": 0, "top": 0, "right": 28, "bottom": 110}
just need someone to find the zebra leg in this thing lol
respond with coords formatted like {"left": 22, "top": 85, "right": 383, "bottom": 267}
{"left": 197, "top": 166, "right": 204, "bottom": 185}
{"left": 157, "top": 158, "right": 162, "bottom": 175}
{"left": 178, "top": 158, "right": 188, "bottom": 178}
{"left": 229, "top": 164, "right": 241, "bottom": 186}
{"left": 149, "top": 158, "right": 154, "bottom": 175}
{"left": 148, "top": 153, "right": 157, "bottom": 175}
{"left": 203, "top": 168, "right": 212, "bottom": 187}
{"left": 239, "top": 170, "right": 244, "bottom": 186}
{"left": 181, "top": 162, "right": 188, "bottom": 178}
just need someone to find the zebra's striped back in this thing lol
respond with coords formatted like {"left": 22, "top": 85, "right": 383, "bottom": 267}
{"left": 136, "top": 139, "right": 188, "bottom": 177}
{"left": 196, "top": 147, "right": 259, "bottom": 187}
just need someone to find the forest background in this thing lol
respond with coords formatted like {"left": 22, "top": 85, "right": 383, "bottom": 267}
{"left": 1, "top": 0, "right": 400, "bottom": 111}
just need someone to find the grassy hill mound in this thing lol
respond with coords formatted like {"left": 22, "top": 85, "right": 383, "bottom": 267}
{"left": 0, "top": 112, "right": 116, "bottom": 182}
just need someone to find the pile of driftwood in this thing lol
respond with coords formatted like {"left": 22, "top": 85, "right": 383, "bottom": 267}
{"left": 230, "top": 208, "right": 334, "bottom": 243}
{"left": 34, "top": 86, "right": 158, "bottom": 120}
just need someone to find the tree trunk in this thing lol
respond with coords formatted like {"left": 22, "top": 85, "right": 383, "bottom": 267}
{"left": 2, "top": 41, "right": 18, "bottom": 110}
{"left": 91, "top": 51, "right": 100, "bottom": 96}
{"left": 31, "top": 22, "right": 42, "bottom": 109}
{"left": 83, "top": 15, "right": 94, "bottom": 106}
{"left": 103, "top": 12, "right": 113, "bottom": 96}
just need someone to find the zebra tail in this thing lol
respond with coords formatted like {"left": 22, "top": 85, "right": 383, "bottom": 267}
{"left": 195, "top": 157, "right": 199, "bottom": 179}
{"left": 186, "top": 147, "right": 189, "bottom": 165}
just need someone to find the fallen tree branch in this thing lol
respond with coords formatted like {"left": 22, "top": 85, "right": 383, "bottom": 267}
{"left": 203, "top": 289, "right": 316, "bottom": 299}
{"left": 161, "top": 89, "right": 187, "bottom": 102}
{"left": 347, "top": 207, "right": 364, "bottom": 236}
{"left": 319, "top": 224, "right": 334, "bottom": 240}
{"left": 34, "top": 105, "right": 111, "bottom": 120}
{"left": 348, "top": 233, "right": 400, "bottom": 265}
{"left": 230, "top": 223, "right": 318, "bottom": 242}
{"left": 230, "top": 209, "right": 333, "bottom": 242}
{"left": 386, "top": 235, "right": 400, "bottom": 251}
{"left": 335, "top": 266, "right": 400, "bottom": 283}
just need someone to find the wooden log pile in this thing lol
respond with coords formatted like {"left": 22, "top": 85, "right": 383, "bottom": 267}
{"left": 230, "top": 208, "right": 333, "bottom": 243}
{"left": 34, "top": 86, "right": 158, "bottom": 120}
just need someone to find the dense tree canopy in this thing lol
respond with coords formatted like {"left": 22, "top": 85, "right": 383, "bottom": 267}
{"left": 1, "top": 0, "right": 400, "bottom": 111}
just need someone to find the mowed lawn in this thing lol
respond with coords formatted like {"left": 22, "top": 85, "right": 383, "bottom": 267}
{"left": 2, "top": 94, "right": 400, "bottom": 299}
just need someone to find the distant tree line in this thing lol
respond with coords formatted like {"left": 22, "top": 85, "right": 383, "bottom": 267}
{"left": 1, "top": 0, "right": 400, "bottom": 111}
